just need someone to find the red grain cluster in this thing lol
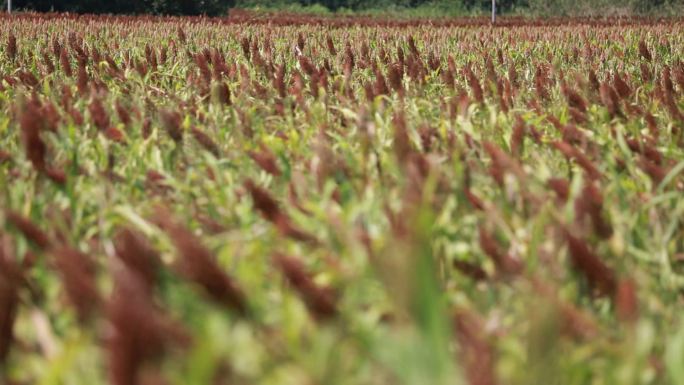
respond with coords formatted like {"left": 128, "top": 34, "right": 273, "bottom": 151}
{"left": 272, "top": 253, "right": 337, "bottom": 320}
{"left": 154, "top": 211, "right": 248, "bottom": 314}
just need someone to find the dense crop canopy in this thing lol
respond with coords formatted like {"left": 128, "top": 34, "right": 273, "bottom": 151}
{"left": 1, "top": 11, "right": 684, "bottom": 385}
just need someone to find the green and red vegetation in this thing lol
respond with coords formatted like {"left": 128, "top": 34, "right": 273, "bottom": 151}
{"left": 1, "top": 12, "right": 684, "bottom": 384}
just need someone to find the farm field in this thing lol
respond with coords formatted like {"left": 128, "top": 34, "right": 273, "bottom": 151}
{"left": 1, "top": 11, "right": 684, "bottom": 385}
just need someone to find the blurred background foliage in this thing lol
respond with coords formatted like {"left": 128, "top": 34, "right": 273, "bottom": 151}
{"left": 5, "top": 0, "right": 684, "bottom": 16}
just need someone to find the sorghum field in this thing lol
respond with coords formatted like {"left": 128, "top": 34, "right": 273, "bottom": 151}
{"left": 1, "top": 11, "right": 684, "bottom": 385}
